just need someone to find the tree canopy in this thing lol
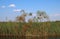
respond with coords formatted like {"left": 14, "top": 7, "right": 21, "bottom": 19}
{"left": 16, "top": 10, "right": 49, "bottom": 22}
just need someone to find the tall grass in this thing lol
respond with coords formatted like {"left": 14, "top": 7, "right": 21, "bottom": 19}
{"left": 0, "top": 21, "right": 60, "bottom": 36}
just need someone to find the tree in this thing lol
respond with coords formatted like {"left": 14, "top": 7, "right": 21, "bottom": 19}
{"left": 27, "top": 12, "right": 33, "bottom": 22}
{"left": 20, "top": 10, "right": 25, "bottom": 14}
{"left": 16, "top": 10, "right": 27, "bottom": 22}
{"left": 28, "top": 18, "right": 33, "bottom": 23}
{"left": 33, "top": 16, "right": 38, "bottom": 22}
{"left": 16, "top": 16, "right": 25, "bottom": 22}
{"left": 20, "top": 10, "right": 27, "bottom": 22}
{"left": 41, "top": 11, "right": 49, "bottom": 21}
{"left": 36, "top": 10, "right": 49, "bottom": 22}
{"left": 29, "top": 12, "right": 32, "bottom": 16}
{"left": 16, "top": 16, "right": 19, "bottom": 22}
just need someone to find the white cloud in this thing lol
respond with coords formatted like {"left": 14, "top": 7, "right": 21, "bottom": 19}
{"left": 1, "top": 5, "right": 6, "bottom": 8}
{"left": 54, "top": 14, "right": 60, "bottom": 16}
{"left": 9, "top": 4, "right": 16, "bottom": 7}
{"left": 50, "top": 13, "right": 60, "bottom": 17}
{"left": 13, "top": 9, "right": 21, "bottom": 12}
{"left": 49, "top": 13, "right": 60, "bottom": 21}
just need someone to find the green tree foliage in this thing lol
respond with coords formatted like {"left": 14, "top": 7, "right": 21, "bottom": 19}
{"left": 16, "top": 10, "right": 49, "bottom": 22}
{"left": 37, "top": 10, "right": 49, "bottom": 22}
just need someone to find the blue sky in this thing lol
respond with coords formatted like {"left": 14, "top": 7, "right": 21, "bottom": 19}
{"left": 0, "top": 0, "right": 60, "bottom": 21}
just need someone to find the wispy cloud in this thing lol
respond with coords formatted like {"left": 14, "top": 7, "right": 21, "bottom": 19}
{"left": 13, "top": 9, "right": 21, "bottom": 12}
{"left": 49, "top": 13, "right": 60, "bottom": 21}
{"left": 50, "top": 13, "right": 60, "bottom": 17}
{"left": 9, "top": 4, "right": 16, "bottom": 8}
{"left": 54, "top": 14, "right": 60, "bottom": 16}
